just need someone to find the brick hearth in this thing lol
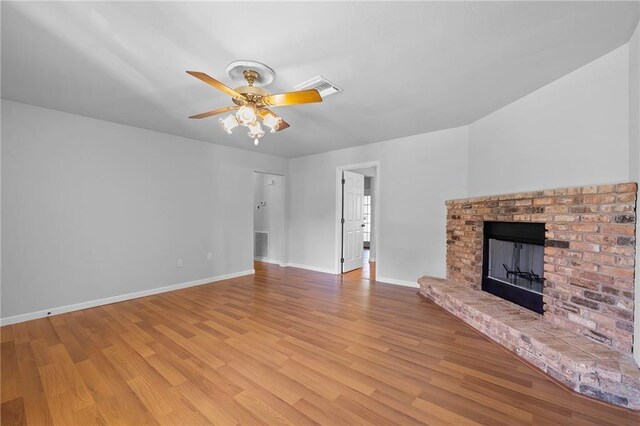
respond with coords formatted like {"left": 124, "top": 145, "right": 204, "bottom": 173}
{"left": 446, "top": 182, "right": 637, "bottom": 354}
{"left": 418, "top": 276, "right": 640, "bottom": 410}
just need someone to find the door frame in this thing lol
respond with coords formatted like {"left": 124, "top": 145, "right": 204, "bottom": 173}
{"left": 334, "top": 161, "right": 381, "bottom": 274}
{"left": 253, "top": 170, "right": 287, "bottom": 267}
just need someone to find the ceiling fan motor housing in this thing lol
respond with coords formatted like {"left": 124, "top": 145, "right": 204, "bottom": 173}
{"left": 231, "top": 85, "right": 269, "bottom": 106}
{"left": 226, "top": 60, "right": 276, "bottom": 87}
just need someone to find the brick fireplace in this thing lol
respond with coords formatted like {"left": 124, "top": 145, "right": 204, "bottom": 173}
{"left": 446, "top": 182, "right": 637, "bottom": 354}
{"left": 418, "top": 182, "right": 640, "bottom": 409}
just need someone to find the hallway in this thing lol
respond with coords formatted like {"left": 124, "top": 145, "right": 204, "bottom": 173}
{"left": 343, "top": 248, "right": 376, "bottom": 282}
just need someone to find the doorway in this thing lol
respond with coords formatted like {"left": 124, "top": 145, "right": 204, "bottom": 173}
{"left": 335, "top": 162, "right": 380, "bottom": 281}
{"left": 253, "top": 172, "right": 285, "bottom": 267}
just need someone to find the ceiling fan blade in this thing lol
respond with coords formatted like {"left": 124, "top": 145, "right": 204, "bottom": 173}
{"left": 263, "top": 89, "right": 322, "bottom": 107}
{"left": 186, "top": 71, "right": 245, "bottom": 101}
{"left": 258, "top": 108, "right": 290, "bottom": 131}
{"left": 277, "top": 119, "right": 290, "bottom": 131}
{"left": 189, "top": 106, "right": 238, "bottom": 119}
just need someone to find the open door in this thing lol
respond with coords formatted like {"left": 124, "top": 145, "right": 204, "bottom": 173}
{"left": 341, "top": 170, "right": 365, "bottom": 273}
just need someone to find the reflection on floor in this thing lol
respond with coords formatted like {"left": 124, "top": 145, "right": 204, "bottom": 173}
{"left": 3, "top": 262, "right": 639, "bottom": 424}
{"left": 343, "top": 248, "right": 375, "bottom": 281}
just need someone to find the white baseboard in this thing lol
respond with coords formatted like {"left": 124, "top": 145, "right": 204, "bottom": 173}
{"left": 369, "top": 258, "right": 376, "bottom": 262}
{"left": 282, "top": 263, "right": 337, "bottom": 274}
{"left": 376, "top": 276, "right": 420, "bottom": 288}
{"left": 254, "top": 257, "right": 283, "bottom": 266}
{"left": 0, "top": 269, "right": 255, "bottom": 326}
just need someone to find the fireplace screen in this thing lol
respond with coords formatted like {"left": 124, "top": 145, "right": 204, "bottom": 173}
{"left": 487, "top": 239, "right": 544, "bottom": 294}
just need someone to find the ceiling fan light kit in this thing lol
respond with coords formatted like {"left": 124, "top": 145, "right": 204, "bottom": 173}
{"left": 187, "top": 60, "right": 323, "bottom": 145}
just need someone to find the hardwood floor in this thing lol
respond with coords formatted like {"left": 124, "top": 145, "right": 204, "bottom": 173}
{"left": 343, "top": 248, "right": 375, "bottom": 281}
{"left": 2, "top": 262, "right": 639, "bottom": 425}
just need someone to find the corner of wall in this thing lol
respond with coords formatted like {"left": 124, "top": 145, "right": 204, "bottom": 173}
{"left": 628, "top": 18, "right": 640, "bottom": 366}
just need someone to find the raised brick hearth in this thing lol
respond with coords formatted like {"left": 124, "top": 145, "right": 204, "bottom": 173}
{"left": 418, "top": 277, "right": 640, "bottom": 410}
{"left": 446, "top": 182, "right": 637, "bottom": 354}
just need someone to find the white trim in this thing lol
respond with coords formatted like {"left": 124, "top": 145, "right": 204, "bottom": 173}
{"left": 0, "top": 269, "right": 255, "bottom": 326}
{"left": 376, "top": 276, "right": 420, "bottom": 288}
{"left": 335, "top": 161, "right": 382, "bottom": 275}
{"left": 254, "top": 257, "right": 284, "bottom": 266}
{"left": 282, "top": 263, "right": 337, "bottom": 275}
{"left": 369, "top": 258, "right": 376, "bottom": 263}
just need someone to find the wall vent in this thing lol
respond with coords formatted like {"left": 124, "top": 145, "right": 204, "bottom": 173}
{"left": 294, "top": 76, "right": 342, "bottom": 98}
{"left": 254, "top": 231, "right": 269, "bottom": 258}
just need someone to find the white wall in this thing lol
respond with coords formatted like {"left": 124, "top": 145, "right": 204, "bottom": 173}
{"left": 1, "top": 100, "right": 287, "bottom": 321}
{"left": 287, "top": 127, "right": 469, "bottom": 283}
{"left": 628, "top": 20, "right": 640, "bottom": 365}
{"left": 468, "top": 45, "right": 630, "bottom": 196}
{"left": 253, "top": 172, "right": 285, "bottom": 264}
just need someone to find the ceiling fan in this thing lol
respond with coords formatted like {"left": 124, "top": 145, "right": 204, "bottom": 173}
{"left": 187, "top": 61, "right": 322, "bottom": 145}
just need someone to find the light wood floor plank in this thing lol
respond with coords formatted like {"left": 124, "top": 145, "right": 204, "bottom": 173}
{"left": 1, "top": 261, "right": 639, "bottom": 425}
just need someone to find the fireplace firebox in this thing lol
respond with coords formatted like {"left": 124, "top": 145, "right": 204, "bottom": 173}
{"left": 482, "top": 222, "right": 545, "bottom": 314}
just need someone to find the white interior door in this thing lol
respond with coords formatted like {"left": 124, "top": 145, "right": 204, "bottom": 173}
{"left": 342, "top": 170, "right": 365, "bottom": 273}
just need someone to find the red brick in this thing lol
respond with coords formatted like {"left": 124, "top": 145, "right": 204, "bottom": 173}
{"left": 597, "top": 185, "right": 616, "bottom": 193}
{"left": 599, "top": 266, "right": 635, "bottom": 279}
{"left": 551, "top": 232, "right": 582, "bottom": 241}
{"left": 546, "top": 272, "right": 569, "bottom": 285}
{"left": 547, "top": 223, "right": 569, "bottom": 231}
{"left": 601, "top": 224, "right": 635, "bottom": 236}
{"left": 570, "top": 278, "right": 600, "bottom": 290}
{"left": 614, "top": 257, "right": 634, "bottom": 267}
{"left": 617, "top": 192, "right": 636, "bottom": 202}
{"left": 582, "top": 252, "right": 615, "bottom": 265}
{"left": 615, "top": 183, "right": 637, "bottom": 193}
{"left": 580, "top": 214, "right": 612, "bottom": 223}
{"left": 601, "top": 245, "right": 634, "bottom": 256}
{"left": 579, "top": 271, "right": 615, "bottom": 285}
{"left": 554, "top": 215, "right": 579, "bottom": 222}
{"left": 558, "top": 196, "right": 582, "bottom": 205}
{"left": 545, "top": 206, "right": 569, "bottom": 214}
{"left": 584, "top": 194, "right": 616, "bottom": 204}
{"left": 570, "top": 205, "right": 599, "bottom": 214}
{"left": 534, "top": 197, "right": 556, "bottom": 205}
{"left": 584, "top": 234, "right": 618, "bottom": 245}
{"left": 569, "top": 242, "right": 600, "bottom": 252}
{"left": 571, "top": 224, "right": 599, "bottom": 232}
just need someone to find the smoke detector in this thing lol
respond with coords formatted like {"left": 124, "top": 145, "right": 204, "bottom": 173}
{"left": 294, "top": 76, "right": 342, "bottom": 98}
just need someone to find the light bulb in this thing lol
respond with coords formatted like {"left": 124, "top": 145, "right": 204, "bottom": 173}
{"left": 254, "top": 139, "right": 260, "bottom": 146}
{"left": 236, "top": 105, "right": 257, "bottom": 126}
{"left": 262, "top": 113, "right": 282, "bottom": 133}
{"left": 219, "top": 114, "right": 239, "bottom": 134}
{"left": 247, "top": 121, "right": 265, "bottom": 140}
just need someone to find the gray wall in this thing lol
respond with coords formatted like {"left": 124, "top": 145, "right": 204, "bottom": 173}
{"left": 287, "top": 127, "right": 469, "bottom": 283}
{"left": 468, "top": 45, "right": 630, "bottom": 196}
{"left": 628, "top": 20, "right": 640, "bottom": 365}
{"left": 1, "top": 100, "right": 287, "bottom": 319}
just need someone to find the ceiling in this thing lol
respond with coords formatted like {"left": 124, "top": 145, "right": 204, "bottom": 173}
{"left": 2, "top": 2, "right": 639, "bottom": 158}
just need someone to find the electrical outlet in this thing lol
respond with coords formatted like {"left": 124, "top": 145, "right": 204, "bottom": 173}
{"left": 177, "top": 259, "right": 183, "bottom": 268}
{"left": 207, "top": 252, "right": 212, "bottom": 261}
{"left": 395, "top": 256, "right": 402, "bottom": 265}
